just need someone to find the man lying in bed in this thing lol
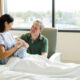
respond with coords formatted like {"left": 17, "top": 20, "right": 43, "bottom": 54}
{"left": 0, "top": 14, "right": 29, "bottom": 64}
{"left": 21, "top": 20, "right": 48, "bottom": 58}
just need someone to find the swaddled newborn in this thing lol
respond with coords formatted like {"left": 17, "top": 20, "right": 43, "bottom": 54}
{"left": 13, "top": 38, "right": 29, "bottom": 58}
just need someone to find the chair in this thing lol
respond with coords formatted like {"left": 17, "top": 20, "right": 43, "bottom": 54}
{"left": 41, "top": 28, "right": 58, "bottom": 58}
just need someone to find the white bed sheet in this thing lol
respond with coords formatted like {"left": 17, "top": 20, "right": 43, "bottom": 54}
{"left": 0, "top": 66, "right": 79, "bottom": 80}
{"left": 0, "top": 55, "right": 80, "bottom": 80}
{"left": 0, "top": 70, "right": 78, "bottom": 80}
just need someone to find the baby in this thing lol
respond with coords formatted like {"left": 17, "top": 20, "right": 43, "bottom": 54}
{"left": 13, "top": 38, "right": 29, "bottom": 58}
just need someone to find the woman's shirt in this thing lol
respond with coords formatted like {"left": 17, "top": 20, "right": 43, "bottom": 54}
{"left": 0, "top": 31, "right": 28, "bottom": 64}
{"left": 0, "top": 31, "right": 16, "bottom": 64}
{"left": 0, "top": 31, "right": 16, "bottom": 50}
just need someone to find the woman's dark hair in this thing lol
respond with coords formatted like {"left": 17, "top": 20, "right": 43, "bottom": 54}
{"left": 0, "top": 14, "right": 14, "bottom": 32}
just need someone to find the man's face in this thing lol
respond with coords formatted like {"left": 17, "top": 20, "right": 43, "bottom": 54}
{"left": 31, "top": 22, "right": 41, "bottom": 36}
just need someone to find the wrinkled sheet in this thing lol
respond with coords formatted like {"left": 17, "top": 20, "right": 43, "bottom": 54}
{"left": 0, "top": 55, "right": 80, "bottom": 80}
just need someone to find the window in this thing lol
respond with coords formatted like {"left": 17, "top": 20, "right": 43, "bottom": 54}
{"left": 4, "top": 0, "right": 52, "bottom": 29}
{"left": 55, "top": 0, "right": 80, "bottom": 30}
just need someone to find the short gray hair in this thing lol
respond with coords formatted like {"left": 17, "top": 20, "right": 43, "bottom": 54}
{"left": 33, "top": 20, "right": 44, "bottom": 31}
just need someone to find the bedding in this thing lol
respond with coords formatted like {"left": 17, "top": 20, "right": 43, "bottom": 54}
{"left": 0, "top": 69, "right": 78, "bottom": 80}
{"left": 0, "top": 55, "right": 80, "bottom": 80}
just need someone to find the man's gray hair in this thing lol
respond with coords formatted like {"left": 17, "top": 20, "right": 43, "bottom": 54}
{"left": 34, "top": 20, "right": 44, "bottom": 31}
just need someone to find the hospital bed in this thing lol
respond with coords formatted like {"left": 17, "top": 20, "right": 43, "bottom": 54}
{"left": 0, "top": 54, "right": 80, "bottom": 80}
{"left": 0, "top": 28, "right": 80, "bottom": 80}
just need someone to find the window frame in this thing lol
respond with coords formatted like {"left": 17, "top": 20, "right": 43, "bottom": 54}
{"left": 54, "top": 0, "right": 80, "bottom": 32}
{"left": 4, "top": 0, "right": 80, "bottom": 32}
{"left": 3, "top": 0, "right": 53, "bottom": 31}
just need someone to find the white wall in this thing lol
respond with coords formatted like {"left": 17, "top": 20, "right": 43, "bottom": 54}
{"left": 57, "top": 32, "right": 80, "bottom": 63}
{"left": 12, "top": 30, "right": 80, "bottom": 63}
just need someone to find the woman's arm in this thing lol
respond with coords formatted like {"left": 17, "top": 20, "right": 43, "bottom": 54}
{"left": 0, "top": 41, "right": 22, "bottom": 60}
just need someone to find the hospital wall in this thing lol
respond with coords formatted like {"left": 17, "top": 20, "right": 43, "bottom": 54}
{"left": 57, "top": 32, "right": 80, "bottom": 63}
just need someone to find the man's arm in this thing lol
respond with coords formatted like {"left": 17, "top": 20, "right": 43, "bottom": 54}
{"left": 41, "top": 38, "right": 48, "bottom": 58}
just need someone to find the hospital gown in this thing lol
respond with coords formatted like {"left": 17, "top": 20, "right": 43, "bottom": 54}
{"left": 0, "top": 31, "right": 27, "bottom": 64}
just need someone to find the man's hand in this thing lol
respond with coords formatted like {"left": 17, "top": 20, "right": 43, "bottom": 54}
{"left": 15, "top": 40, "right": 23, "bottom": 49}
{"left": 16, "top": 38, "right": 29, "bottom": 48}
{"left": 41, "top": 52, "right": 48, "bottom": 58}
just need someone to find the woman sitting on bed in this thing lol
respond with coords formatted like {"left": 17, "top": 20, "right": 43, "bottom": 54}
{"left": 0, "top": 14, "right": 29, "bottom": 64}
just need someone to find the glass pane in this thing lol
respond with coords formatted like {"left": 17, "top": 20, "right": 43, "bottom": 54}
{"left": 5, "top": 0, "right": 52, "bottom": 29}
{"left": 55, "top": 0, "right": 80, "bottom": 30}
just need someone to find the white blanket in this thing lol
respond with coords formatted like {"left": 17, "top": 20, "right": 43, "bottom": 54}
{"left": 0, "top": 55, "right": 80, "bottom": 80}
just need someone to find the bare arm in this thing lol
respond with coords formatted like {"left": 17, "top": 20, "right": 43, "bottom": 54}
{"left": 0, "top": 41, "right": 23, "bottom": 60}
